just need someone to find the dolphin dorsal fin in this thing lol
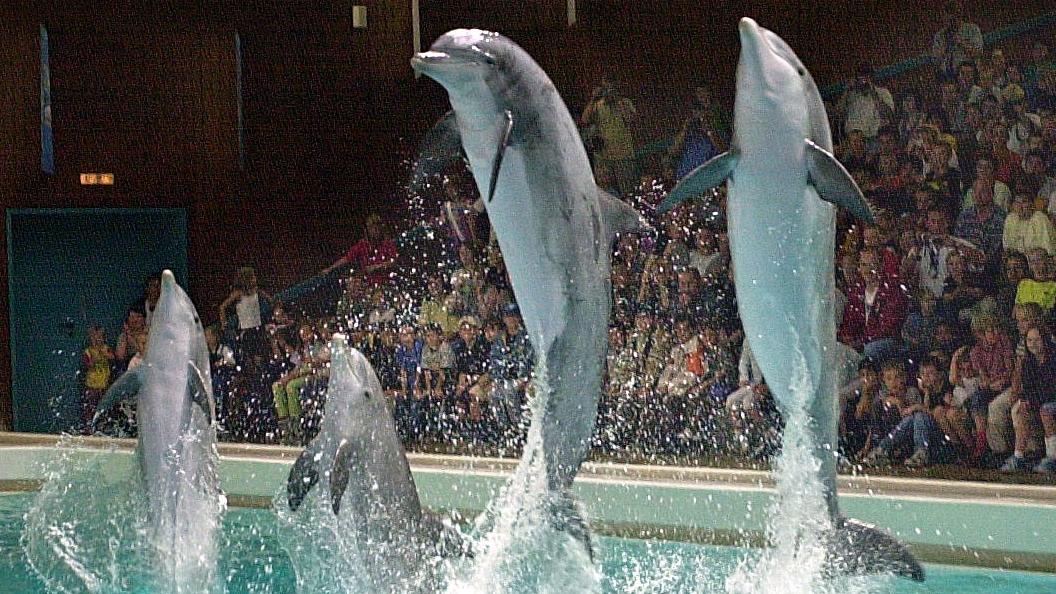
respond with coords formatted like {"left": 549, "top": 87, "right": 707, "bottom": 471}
{"left": 187, "top": 361, "right": 216, "bottom": 425}
{"left": 805, "top": 140, "right": 875, "bottom": 224}
{"left": 487, "top": 110, "right": 514, "bottom": 202}
{"left": 90, "top": 366, "right": 143, "bottom": 429}
{"left": 658, "top": 150, "right": 740, "bottom": 214}
{"left": 597, "top": 187, "right": 648, "bottom": 236}
{"left": 409, "top": 110, "right": 466, "bottom": 197}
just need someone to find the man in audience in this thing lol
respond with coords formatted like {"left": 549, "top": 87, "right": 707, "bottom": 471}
{"left": 839, "top": 247, "right": 908, "bottom": 362}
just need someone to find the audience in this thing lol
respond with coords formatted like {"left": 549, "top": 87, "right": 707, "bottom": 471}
{"left": 77, "top": 18, "right": 1056, "bottom": 480}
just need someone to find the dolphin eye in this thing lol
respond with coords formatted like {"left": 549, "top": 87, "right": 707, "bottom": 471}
{"left": 363, "top": 391, "right": 372, "bottom": 400}
{"left": 797, "top": 68, "right": 805, "bottom": 76}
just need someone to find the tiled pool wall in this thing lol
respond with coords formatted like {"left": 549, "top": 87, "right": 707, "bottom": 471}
{"left": 2, "top": 433, "right": 1054, "bottom": 573}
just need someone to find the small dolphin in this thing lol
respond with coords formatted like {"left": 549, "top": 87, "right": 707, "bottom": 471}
{"left": 286, "top": 335, "right": 464, "bottom": 587}
{"left": 93, "top": 270, "right": 222, "bottom": 589}
{"left": 659, "top": 19, "right": 922, "bottom": 582}
{"left": 411, "top": 29, "right": 648, "bottom": 551}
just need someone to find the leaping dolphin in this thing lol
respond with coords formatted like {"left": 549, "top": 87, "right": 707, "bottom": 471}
{"left": 659, "top": 18, "right": 923, "bottom": 582}
{"left": 286, "top": 335, "right": 465, "bottom": 589}
{"left": 93, "top": 270, "right": 223, "bottom": 590}
{"left": 411, "top": 29, "right": 648, "bottom": 552}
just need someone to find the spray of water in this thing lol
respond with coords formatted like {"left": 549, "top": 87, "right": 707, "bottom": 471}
{"left": 21, "top": 434, "right": 225, "bottom": 594}
{"left": 444, "top": 375, "right": 600, "bottom": 594}
{"left": 724, "top": 356, "right": 889, "bottom": 594}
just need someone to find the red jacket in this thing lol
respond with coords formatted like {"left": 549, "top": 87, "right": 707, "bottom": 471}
{"left": 838, "top": 280, "right": 908, "bottom": 347}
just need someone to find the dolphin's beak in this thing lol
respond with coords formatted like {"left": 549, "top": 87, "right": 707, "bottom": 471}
{"left": 411, "top": 51, "right": 449, "bottom": 74}
{"left": 161, "top": 270, "right": 175, "bottom": 290}
{"left": 738, "top": 18, "right": 766, "bottom": 69}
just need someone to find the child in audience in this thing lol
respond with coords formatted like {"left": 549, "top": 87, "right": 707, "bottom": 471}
{"left": 81, "top": 325, "right": 114, "bottom": 429}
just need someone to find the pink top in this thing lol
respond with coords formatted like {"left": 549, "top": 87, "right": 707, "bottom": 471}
{"left": 970, "top": 333, "right": 1014, "bottom": 388}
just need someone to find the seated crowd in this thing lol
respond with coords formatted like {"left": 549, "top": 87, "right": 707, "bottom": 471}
{"left": 79, "top": 9, "right": 1056, "bottom": 478}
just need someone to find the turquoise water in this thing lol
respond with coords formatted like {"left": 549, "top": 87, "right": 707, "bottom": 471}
{"left": 3, "top": 493, "right": 1056, "bottom": 594}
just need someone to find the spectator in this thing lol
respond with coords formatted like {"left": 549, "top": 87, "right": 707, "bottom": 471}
{"left": 488, "top": 304, "right": 533, "bottom": 434}
{"left": 205, "top": 324, "right": 237, "bottom": 435}
{"left": 114, "top": 307, "right": 147, "bottom": 373}
{"left": 668, "top": 85, "right": 729, "bottom": 181}
{"left": 1016, "top": 248, "right": 1056, "bottom": 315}
{"left": 930, "top": 1, "right": 983, "bottom": 79}
{"left": 269, "top": 323, "right": 320, "bottom": 445}
{"left": 839, "top": 247, "right": 908, "bottom": 362}
{"left": 863, "top": 358, "right": 941, "bottom": 467}
{"left": 968, "top": 314, "right": 1014, "bottom": 461}
{"left": 837, "top": 62, "right": 894, "bottom": 143}
{"left": 394, "top": 324, "right": 425, "bottom": 440}
{"left": 995, "top": 251, "right": 1031, "bottom": 319}
{"left": 1000, "top": 326, "right": 1053, "bottom": 471}
{"left": 81, "top": 325, "right": 114, "bottom": 429}
{"left": 322, "top": 213, "right": 399, "bottom": 288}
{"left": 1004, "top": 192, "right": 1056, "bottom": 256}
{"left": 580, "top": 77, "right": 639, "bottom": 196}
{"left": 726, "top": 340, "right": 776, "bottom": 456}
{"left": 218, "top": 266, "right": 274, "bottom": 372}
{"left": 418, "top": 275, "right": 460, "bottom": 337}
{"left": 954, "top": 170, "right": 1007, "bottom": 273}
{"left": 451, "top": 316, "right": 490, "bottom": 436}
{"left": 962, "top": 154, "right": 1011, "bottom": 212}
{"left": 420, "top": 323, "right": 455, "bottom": 436}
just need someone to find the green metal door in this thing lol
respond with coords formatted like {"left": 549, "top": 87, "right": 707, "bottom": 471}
{"left": 6, "top": 208, "right": 188, "bottom": 433}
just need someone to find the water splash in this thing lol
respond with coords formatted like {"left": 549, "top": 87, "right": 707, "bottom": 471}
{"left": 725, "top": 356, "right": 889, "bottom": 594}
{"left": 21, "top": 434, "right": 225, "bottom": 594}
{"left": 444, "top": 386, "right": 600, "bottom": 594}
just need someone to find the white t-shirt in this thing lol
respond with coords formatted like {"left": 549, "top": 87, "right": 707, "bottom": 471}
{"left": 236, "top": 293, "right": 262, "bottom": 330}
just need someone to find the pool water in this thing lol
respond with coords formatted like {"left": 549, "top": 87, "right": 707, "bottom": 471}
{"left": 3, "top": 493, "right": 1055, "bottom": 593}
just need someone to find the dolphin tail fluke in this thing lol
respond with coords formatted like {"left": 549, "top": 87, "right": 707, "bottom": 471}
{"left": 409, "top": 110, "right": 465, "bottom": 196}
{"left": 827, "top": 516, "right": 925, "bottom": 582}
{"left": 805, "top": 139, "right": 875, "bottom": 224}
{"left": 548, "top": 489, "right": 595, "bottom": 561}
{"left": 91, "top": 367, "right": 142, "bottom": 430}
{"left": 658, "top": 150, "right": 739, "bottom": 214}
{"left": 286, "top": 446, "right": 321, "bottom": 512}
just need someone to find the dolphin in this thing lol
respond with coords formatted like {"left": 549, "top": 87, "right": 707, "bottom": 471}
{"left": 93, "top": 270, "right": 222, "bottom": 589}
{"left": 286, "top": 335, "right": 464, "bottom": 588}
{"left": 659, "top": 18, "right": 923, "bottom": 582}
{"left": 411, "top": 29, "right": 647, "bottom": 550}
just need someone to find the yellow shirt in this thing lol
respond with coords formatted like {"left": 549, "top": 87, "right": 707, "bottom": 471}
{"left": 1016, "top": 279, "right": 1056, "bottom": 311}
{"left": 594, "top": 100, "right": 636, "bottom": 161}
{"left": 84, "top": 345, "right": 111, "bottom": 390}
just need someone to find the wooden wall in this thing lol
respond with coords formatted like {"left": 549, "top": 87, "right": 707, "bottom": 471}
{"left": 1, "top": 0, "right": 1054, "bottom": 429}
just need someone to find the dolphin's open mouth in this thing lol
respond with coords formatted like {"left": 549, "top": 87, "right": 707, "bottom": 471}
{"left": 411, "top": 46, "right": 495, "bottom": 73}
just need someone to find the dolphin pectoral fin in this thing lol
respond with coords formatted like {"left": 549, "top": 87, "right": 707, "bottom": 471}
{"left": 409, "top": 110, "right": 465, "bottom": 196}
{"left": 420, "top": 511, "right": 473, "bottom": 558}
{"left": 825, "top": 516, "right": 925, "bottom": 582}
{"left": 548, "top": 489, "right": 595, "bottom": 561}
{"left": 329, "top": 441, "right": 358, "bottom": 515}
{"left": 187, "top": 362, "right": 215, "bottom": 425}
{"left": 91, "top": 368, "right": 142, "bottom": 429}
{"left": 287, "top": 447, "right": 321, "bottom": 511}
{"left": 597, "top": 187, "right": 650, "bottom": 236}
{"left": 487, "top": 109, "right": 514, "bottom": 203}
{"left": 658, "top": 150, "right": 739, "bottom": 214}
{"left": 805, "top": 139, "right": 875, "bottom": 224}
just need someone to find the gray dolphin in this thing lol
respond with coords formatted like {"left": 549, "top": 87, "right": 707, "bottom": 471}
{"left": 411, "top": 29, "right": 648, "bottom": 551}
{"left": 659, "top": 18, "right": 922, "bottom": 582}
{"left": 93, "top": 270, "right": 222, "bottom": 589}
{"left": 286, "top": 335, "right": 464, "bottom": 588}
